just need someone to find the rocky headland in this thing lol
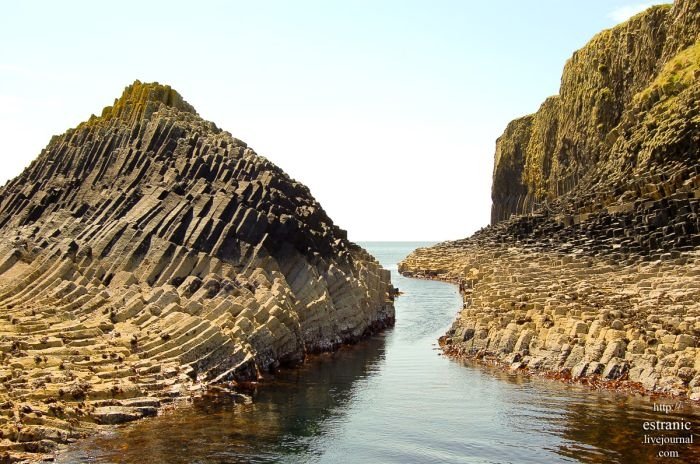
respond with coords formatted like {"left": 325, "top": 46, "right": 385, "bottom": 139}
{"left": 400, "top": 0, "right": 700, "bottom": 399}
{"left": 0, "top": 81, "right": 395, "bottom": 461}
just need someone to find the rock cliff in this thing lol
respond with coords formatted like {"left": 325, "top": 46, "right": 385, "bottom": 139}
{"left": 492, "top": 0, "right": 699, "bottom": 223}
{"left": 401, "top": 0, "right": 700, "bottom": 400}
{"left": 0, "top": 81, "right": 395, "bottom": 460}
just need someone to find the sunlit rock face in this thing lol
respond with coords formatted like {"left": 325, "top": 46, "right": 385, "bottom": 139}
{"left": 0, "top": 81, "right": 395, "bottom": 460}
{"left": 491, "top": 0, "right": 699, "bottom": 223}
{"left": 402, "top": 0, "right": 700, "bottom": 400}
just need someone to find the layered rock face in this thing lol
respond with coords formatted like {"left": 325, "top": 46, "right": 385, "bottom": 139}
{"left": 491, "top": 0, "right": 699, "bottom": 223}
{"left": 401, "top": 0, "right": 700, "bottom": 399}
{"left": 0, "top": 81, "right": 395, "bottom": 459}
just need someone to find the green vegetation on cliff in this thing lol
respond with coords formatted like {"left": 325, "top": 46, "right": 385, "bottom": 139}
{"left": 491, "top": 0, "right": 699, "bottom": 223}
{"left": 635, "top": 40, "right": 700, "bottom": 110}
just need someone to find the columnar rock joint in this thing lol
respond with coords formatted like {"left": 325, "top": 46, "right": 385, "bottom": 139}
{"left": 491, "top": 0, "right": 699, "bottom": 223}
{"left": 402, "top": 0, "right": 700, "bottom": 400}
{"left": 0, "top": 81, "right": 395, "bottom": 460}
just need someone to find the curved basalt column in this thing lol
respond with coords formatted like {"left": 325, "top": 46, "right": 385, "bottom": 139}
{"left": 0, "top": 81, "right": 395, "bottom": 460}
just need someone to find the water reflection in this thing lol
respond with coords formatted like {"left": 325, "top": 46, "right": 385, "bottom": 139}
{"left": 58, "top": 335, "right": 389, "bottom": 464}
{"left": 456, "top": 360, "right": 700, "bottom": 464}
{"left": 57, "top": 243, "right": 699, "bottom": 464}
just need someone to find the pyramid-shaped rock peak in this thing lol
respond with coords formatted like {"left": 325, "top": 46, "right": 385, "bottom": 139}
{"left": 0, "top": 82, "right": 395, "bottom": 459}
{"left": 96, "top": 80, "right": 198, "bottom": 125}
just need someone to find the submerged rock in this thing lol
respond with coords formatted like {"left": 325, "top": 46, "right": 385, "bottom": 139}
{"left": 0, "top": 81, "right": 395, "bottom": 460}
{"left": 92, "top": 406, "right": 143, "bottom": 425}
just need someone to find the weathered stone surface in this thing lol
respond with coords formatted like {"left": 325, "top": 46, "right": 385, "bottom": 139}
{"left": 401, "top": 0, "right": 699, "bottom": 400}
{"left": 0, "top": 81, "right": 395, "bottom": 460}
{"left": 491, "top": 0, "right": 700, "bottom": 223}
{"left": 401, "top": 237, "right": 700, "bottom": 397}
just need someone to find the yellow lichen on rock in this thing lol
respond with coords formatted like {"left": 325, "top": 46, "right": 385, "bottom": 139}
{"left": 491, "top": 0, "right": 699, "bottom": 223}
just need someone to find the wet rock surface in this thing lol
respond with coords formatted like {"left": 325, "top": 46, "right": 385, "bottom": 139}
{"left": 0, "top": 81, "right": 395, "bottom": 461}
{"left": 401, "top": 0, "right": 699, "bottom": 401}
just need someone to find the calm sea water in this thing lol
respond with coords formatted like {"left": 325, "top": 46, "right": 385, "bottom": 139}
{"left": 58, "top": 242, "right": 699, "bottom": 463}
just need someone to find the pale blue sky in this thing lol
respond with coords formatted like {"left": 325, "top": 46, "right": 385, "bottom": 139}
{"left": 0, "top": 1, "right": 665, "bottom": 240}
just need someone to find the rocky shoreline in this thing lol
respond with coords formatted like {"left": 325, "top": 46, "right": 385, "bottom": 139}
{"left": 400, "top": 0, "right": 700, "bottom": 402}
{"left": 399, "top": 200, "right": 700, "bottom": 400}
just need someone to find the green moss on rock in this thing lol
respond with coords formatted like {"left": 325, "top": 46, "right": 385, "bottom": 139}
{"left": 491, "top": 0, "right": 699, "bottom": 223}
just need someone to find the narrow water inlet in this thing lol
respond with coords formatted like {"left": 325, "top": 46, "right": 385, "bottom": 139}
{"left": 56, "top": 243, "right": 700, "bottom": 464}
